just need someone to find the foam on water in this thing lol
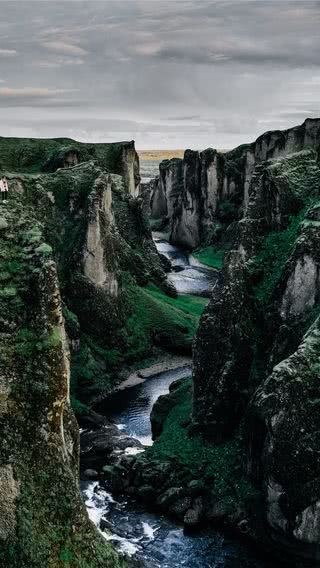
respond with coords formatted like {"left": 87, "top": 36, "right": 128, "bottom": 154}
{"left": 102, "top": 532, "right": 140, "bottom": 557}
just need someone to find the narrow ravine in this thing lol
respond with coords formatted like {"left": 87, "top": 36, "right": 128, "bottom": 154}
{"left": 80, "top": 162, "right": 275, "bottom": 567}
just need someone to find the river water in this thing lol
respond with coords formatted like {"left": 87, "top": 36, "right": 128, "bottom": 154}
{"left": 80, "top": 162, "right": 278, "bottom": 567}
{"left": 81, "top": 364, "right": 276, "bottom": 568}
{"left": 153, "top": 233, "right": 219, "bottom": 297}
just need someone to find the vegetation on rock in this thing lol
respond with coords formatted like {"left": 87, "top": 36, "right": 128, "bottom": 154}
{"left": 0, "top": 197, "right": 125, "bottom": 567}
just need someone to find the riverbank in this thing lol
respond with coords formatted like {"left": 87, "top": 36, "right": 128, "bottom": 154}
{"left": 115, "top": 354, "right": 191, "bottom": 391}
{"left": 80, "top": 369, "right": 285, "bottom": 568}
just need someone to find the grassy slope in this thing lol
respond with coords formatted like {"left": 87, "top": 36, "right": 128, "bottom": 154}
{"left": 0, "top": 136, "right": 126, "bottom": 174}
{"left": 193, "top": 246, "right": 225, "bottom": 269}
{"left": 70, "top": 281, "right": 208, "bottom": 408}
{"left": 124, "top": 282, "right": 208, "bottom": 359}
{"left": 145, "top": 379, "right": 257, "bottom": 512}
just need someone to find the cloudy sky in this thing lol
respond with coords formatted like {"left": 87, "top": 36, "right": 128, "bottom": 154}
{"left": 0, "top": 0, "right": 320, "bottom": 149}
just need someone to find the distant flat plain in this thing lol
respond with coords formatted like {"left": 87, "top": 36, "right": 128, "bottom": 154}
{"left": 138, "top": 150, "right": 184, "bottom": 161}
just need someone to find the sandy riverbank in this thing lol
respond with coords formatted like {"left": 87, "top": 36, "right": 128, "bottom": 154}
{"left": 115, "top": 354, "right": 192, "bottom": 391}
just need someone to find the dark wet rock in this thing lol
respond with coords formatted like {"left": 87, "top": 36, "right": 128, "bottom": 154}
{"left": 205, "top": 498, "right": 229, "bottom": 523}
{"left": 238, "top": 519, "right": 250, "bottom": 534}
{"left": 157, "top": 487, "right": 185, "bottom": 508}
{"left": 136, "top": 485, "right": 157, "bottom": 502}
{"left": 169, "top": 496, "right": 193, "bottom": 518}
{"left": 158, "top": 252, "right": 172, "bottom": 272}
{"left": 184, "top": 497, "right": 204, "bottom": 527}
{"left": 80, "top": 426, "right": 143, "bottom": 469}
{"left": 83, "top": 468, "right": 99, "bottom": 480}
{"left": 188, "top": 479, "right": 205, "bottom": 496}
{"left": 100, "top": 518, "right": 113, "bottom": 531}
{"left": 79, "top": 409, "right": 109, "bottom": 430}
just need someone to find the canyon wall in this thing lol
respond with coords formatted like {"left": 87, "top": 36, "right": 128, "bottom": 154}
{"left": 0, "top": 200, "right": 125, "bottom": 567}
{"left": 193, "top": 147, "right": 320, "bottom": 561}
{"left": 0, "top": 135, "right": 182, "bottom": 566}
{"left": 4, "top": 155, "right": 170, "bottom": 408}
{"left": 148, "top": 118, "right": 320, "bottom": 249}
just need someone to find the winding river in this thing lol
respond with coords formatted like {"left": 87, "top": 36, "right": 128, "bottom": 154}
{"left": 81, "top": 359, "right": 275, "bottom": 567}
{"left": 80, "top": 162, "right": 277, "bottom": 567}
{"left": 153, "top": 234, "right": 219, "bottom": 297}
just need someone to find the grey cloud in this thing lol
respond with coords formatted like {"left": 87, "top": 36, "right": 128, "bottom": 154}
{"left": 42, "top": 41, "right": 87, "bottom": 56}
{"left": 0, "top": 48, "right": 17, "bottom": 56}
{"left": 0, "top": 1, "right": 319, "bottom": 149}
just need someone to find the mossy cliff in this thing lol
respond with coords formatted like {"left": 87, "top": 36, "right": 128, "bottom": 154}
{"left": 0, "top": 136, "right": 140, "bottom": 196}
{"left": 116, "top": 138, "right": 320, "bottom": 565}
{"left": 191, "top": 147, "right": 320, "bottom": 561}
{"left": 0, "top": 199, "right": 125, "bottom": 567}
{"left": 0, "top": 134, "right": 206, "bottom": 565}
{"left": 147, "top": 117, "right": 320, "bottom": 250}
{"left": 0, "top": 136, "right": 204, "bottom": 415}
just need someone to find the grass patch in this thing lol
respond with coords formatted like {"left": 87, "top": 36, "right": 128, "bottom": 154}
{"left": 193, "top": 246, "right": 225, "bottom": 269}
{"left": 145, "top": 283, "right": 207, "bottom": 317}
{"left": 124, "top": 281, "right": 208, "bottom": 359}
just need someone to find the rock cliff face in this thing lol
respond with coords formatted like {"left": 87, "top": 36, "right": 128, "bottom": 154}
{"left": 0, "top": 200, "right": 124, "bottom": 567}
{"left": 148, "top": 118, "right": 320, "bottom": 249}
{"left": 246, "top": 317, "right": 320, "bottom": 559}
{"left": 1, "top": 138, "right": 170, "bottom": 408}
{"left": 192, "top": 144, "right": 320, "bottom": 562}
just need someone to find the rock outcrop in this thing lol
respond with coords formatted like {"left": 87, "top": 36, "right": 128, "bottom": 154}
{"left": 0, "top": 136, "right": 140, "bottom": 197}
{"left": 246, "top": 317, "right": 320, "bottom": 560}
{"left": 148, "top": 118, "right": 320, "bottom": 250}
{"left": 0, "top": 200, "right": 124, "bottom": 567}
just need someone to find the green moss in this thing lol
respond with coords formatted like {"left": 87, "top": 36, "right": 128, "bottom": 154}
{"left": 193, "top": 246, "right": 225, "bottom": 269}
{"left": 123, "top": 280, "right": 208, "bottom": 359}
{"left": 0, "top": 136, "right": 130, "bottom": 177}
{"left": 146, "top": 379, "right": 257, "bottom": 510}
{"left": 63, "top": 306, "right": 80, "bottom": 339}
{"left": 145, "top": 283, "right": 207, "bottom": 317}
{"left": 249, "top": 204, "right": 312, "bottom": 305}
{"left": 70, "top": 334, "right": 121, "bottom": 407}
{"left": 15, "top": 327, "right": 62, "bottom": 358}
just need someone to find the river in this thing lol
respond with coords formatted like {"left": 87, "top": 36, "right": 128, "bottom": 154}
{"left": 81, "top": 360, "right": 276, "bottom": 568}
{"left": 80, "top": 162, "right": 278, "bottom": 567}
{"left": 153, "top": 234, "right": 219, "bottom": 297}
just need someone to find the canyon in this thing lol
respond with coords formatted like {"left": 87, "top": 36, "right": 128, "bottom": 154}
{"left": 0, "top": 118, "right": 320, "bottom": 567}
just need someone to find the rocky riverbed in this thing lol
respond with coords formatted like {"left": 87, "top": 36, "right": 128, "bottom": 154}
{"left": 80, "top": 366, "right": 279, "bottom": 568}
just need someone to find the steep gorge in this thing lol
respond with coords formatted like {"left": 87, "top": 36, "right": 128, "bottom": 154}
{"left": 147, "top": 118, "right": 320, "bottom": 251}
{"left": 1, "top": 120, "right": 320, "bottom": 567}
{"left": 0, "top": 137, "right": 205, "bottom": 567}
{"left": 114, "top": 123, "right": 320, "bottom": 566}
